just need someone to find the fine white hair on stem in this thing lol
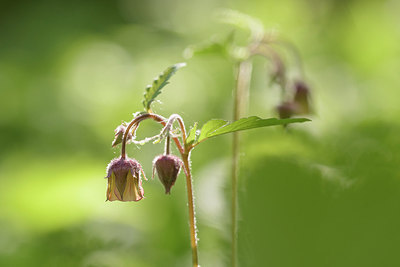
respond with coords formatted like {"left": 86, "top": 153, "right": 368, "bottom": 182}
{"left": 130, "top": 114, "right": 185, "bottom": 146}
{"left": 163, "top": 114, "right": 185, "bottom": 135}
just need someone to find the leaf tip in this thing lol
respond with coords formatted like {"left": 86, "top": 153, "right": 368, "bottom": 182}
{"left": 174, "top": 62, "right": 187, "bottom": 69}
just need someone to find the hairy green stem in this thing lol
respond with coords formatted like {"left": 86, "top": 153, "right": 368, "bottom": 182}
{"left": 174, "top": 115, "right": 199, "bottom": 267}
{"left": 121, "top": 113, "right": 184, "bottom": 159}
{"left": 121, "top": 113, "right": 153, "bottom": 159}
{"left": 182, "top": 153, "right": 199, "bottom": 267}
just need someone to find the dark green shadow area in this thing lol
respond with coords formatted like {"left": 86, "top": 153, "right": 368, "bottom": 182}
{"left": 239, "top": 121, "right": 400, "bottom": 267}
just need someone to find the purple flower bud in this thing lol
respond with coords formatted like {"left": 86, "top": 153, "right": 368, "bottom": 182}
{"left": 153, "top": 155, "right": 182, "bottom": 194}
{"left": 293, "top": 80, "right": 311, "bottom": 114}
{"left": 105, "top": 157, "right": 144, "bottom": 201}
{"left": 112, "top": 123, "right": 133, "bottom": 147}
{"left": 276, "top": 102, "right": 297, "bottom": 119}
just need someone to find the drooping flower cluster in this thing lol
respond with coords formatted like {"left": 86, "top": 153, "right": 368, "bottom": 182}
{"left": 105, "top": 118, "right": 183, "bottom": 202}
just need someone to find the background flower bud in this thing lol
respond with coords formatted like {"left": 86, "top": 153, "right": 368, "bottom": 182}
{"left": 276, "top": 102, "right": 297, "bottom": 119}
{"left": 153, "top": 155, "right": 182, "bottom": 194}
{"left": 105, "top": 157, "right": 144, "bottom": 201}
{"left": 293, "top": 80, "right": 311, "bottom": 114}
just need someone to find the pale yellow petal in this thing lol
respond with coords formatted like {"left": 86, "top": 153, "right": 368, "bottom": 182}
{"left": 107, "top": 172, "right": 122, "bottom": 201}
{"left": 122, "top": 171, "right": 143, "bottom": 201}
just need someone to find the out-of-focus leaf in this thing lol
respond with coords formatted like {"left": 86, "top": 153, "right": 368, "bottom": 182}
{"left": 217, "top": 9, "right": 264, "bottom": 42}
{"left": 184, "top": 31, "right": 236, "bottom": 59}
{"left": 184, "top": 42, "right": 225, "bottom": 58}
{"left": 142, "top": 63, "right": 186, "bottom": 112}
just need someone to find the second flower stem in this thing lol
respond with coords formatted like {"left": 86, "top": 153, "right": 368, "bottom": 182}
{"left": 232, "top": 60, "right": 253, "bottom": 267}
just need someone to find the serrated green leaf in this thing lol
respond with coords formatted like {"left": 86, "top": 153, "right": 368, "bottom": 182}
{"left": 142, "top": 63, "right": 186, "bottom": 112}
{"left": 185, "top": 123, "right": 198, "bottom": 146}
{"left": 196, "top": 116, "right": 310, "bottom": 145}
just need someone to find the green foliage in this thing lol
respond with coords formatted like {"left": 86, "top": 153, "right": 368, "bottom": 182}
{"left": 185, "top": 123, "right": 198, "bottom": 146}
{"left": 184, "top": 32, "right": 235, "bottom": 59}
{"left": 142, "top": 63, "right": 186, "bottom": 112}
{"left": 185, "top": 10, "right": 265, "bottom": 61}
{"left": 196, "top": 119, "right": 227, "bottom": 144}
{"left": 217, "top": 9, "right": 264, "bottom": 42}
{"left": 239, "top": 121, "right": 400, "bottom": 267}
{"left": 195, "top": 116, "right": 310, "bottom": 145}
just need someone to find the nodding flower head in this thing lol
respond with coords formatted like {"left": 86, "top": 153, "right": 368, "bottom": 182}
{"left": 105, "top": 157, "right": 145, "bottom": 202}
{"left": 293, "top": 80, "right": 311, "bottom": 114}
{"left": 153, "top": 155, "right": 182, "bottom": 194}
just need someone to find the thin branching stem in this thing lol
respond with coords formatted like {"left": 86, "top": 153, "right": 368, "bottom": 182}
{"left": 165, "top": 134, "right": 171, "bottom": 155}
{"left": 121, "top": 113, "right": 184, "bottom": 159}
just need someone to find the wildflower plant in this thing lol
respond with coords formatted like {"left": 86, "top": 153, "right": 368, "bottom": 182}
{"left": 105, "top": 62, "right": 309, "bottom": 266}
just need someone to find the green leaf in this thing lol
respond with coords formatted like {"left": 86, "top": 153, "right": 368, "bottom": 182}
{"left": 184, "top": 42, "right": 225, "bottom": 58}
{"left": 142, "top": 63, "right": 186, "bottom": 112}
{"left": 185, "top": 123, "right": 198, "bottom": 146}
{"left": 196, "top": 116, "right": 310, "bottom": 144}
{"left": 197, "top": 119, "right": 228, "bottom": 143}
{"left": 184, "top": 32, "right": 235, "bottom": 59}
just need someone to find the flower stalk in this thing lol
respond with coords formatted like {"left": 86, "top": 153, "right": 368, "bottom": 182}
{"left": 232, "top": 60, "right": 253, "bottom": 267}
{"left": 165, "top": 134, "right": 171, "bottom": 155}
{"left": 120, "top": 112, "right": 199, "bottom": 267}
{"left": 182, "top": 153, "right": 199, "bottom": 267}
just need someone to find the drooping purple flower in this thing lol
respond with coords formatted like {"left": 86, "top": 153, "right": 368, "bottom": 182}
{"left": 105, "top": 157, "right": 145, "bottom": 201}
{"left": 153, "top": 155, "right": 182, "bottom": 194}
{"left": 293, "top": 80, "right": 311, "bottom": 114}
{"left": 276, "top": 102, "right": 297, "bottom": 119}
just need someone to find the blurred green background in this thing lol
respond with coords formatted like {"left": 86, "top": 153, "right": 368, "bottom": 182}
{"left": 1, "top": 0, "right": 400, "bottom": 266}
